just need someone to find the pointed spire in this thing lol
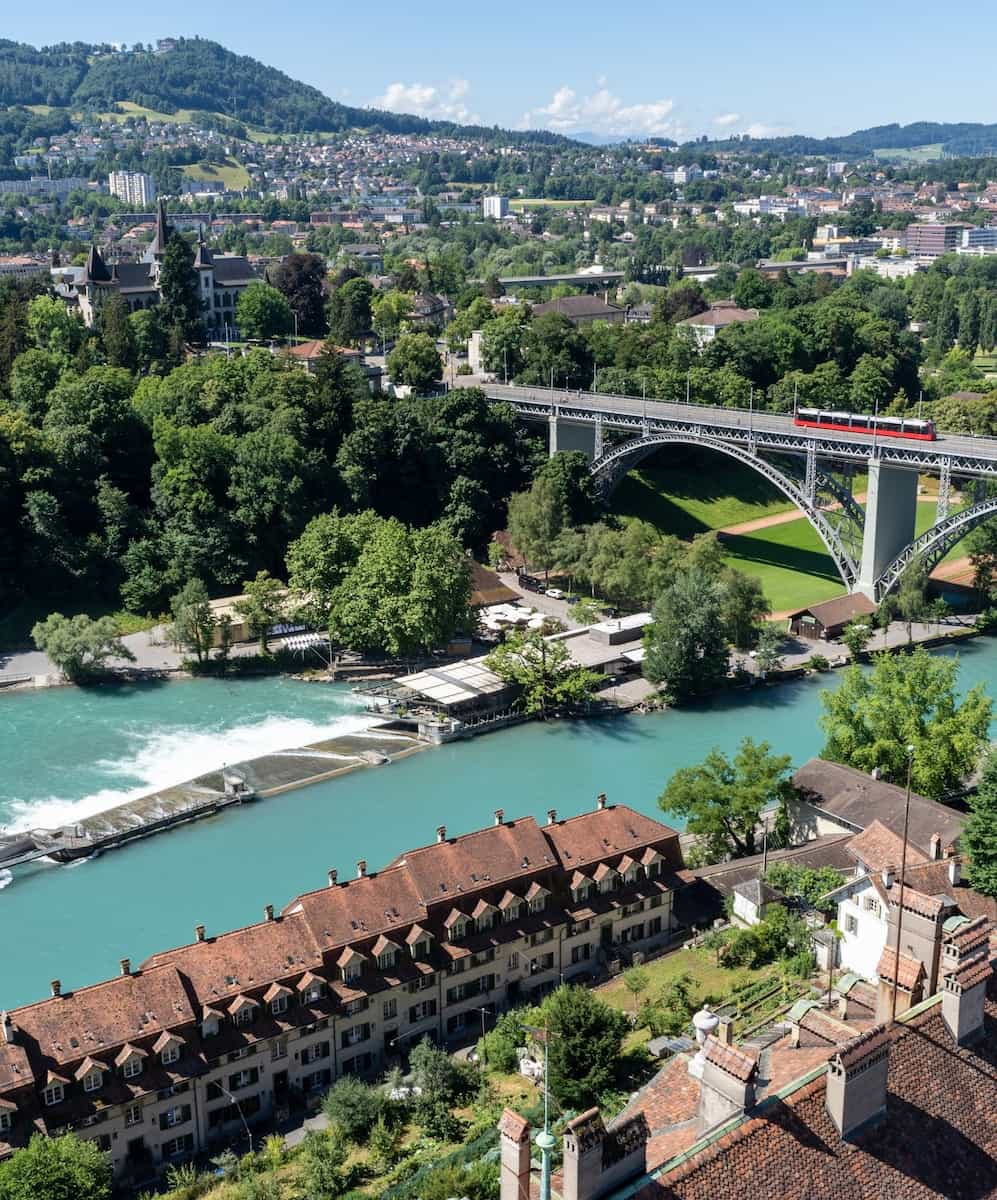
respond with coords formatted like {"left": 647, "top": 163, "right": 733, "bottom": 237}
{"left": 149, "top": 197, "right": 171, "bottom": 259}
{"left": 84, "top": 243, "right": 111, "bottom": 284}
{"left": 194, "top": 223, "right": 213, "bottom": 268}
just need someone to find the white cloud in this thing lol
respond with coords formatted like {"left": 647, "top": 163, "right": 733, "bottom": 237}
{"left": 522, "top": 84, "right": 681, "bottom": 137}
{"left": 372, "top": 79, "right": 479, "bottom": 124}
{"left": 743, "top": 121, "right": 789, "bottom": 139}
{"left": 712, "top": 112, "right": 741, "bottom": 128}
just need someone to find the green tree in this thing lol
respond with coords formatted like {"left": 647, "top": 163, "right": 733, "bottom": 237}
{"left": 268, "top": 251, "right": 327, "bottom": 336}
{"left": 644, "top": 567, "right": 729, "bottom": 700}
{"left": 0, "top": 1133, "right": 112, "bottom": 1200}
{"left": 409, "top": 1038, "right": 470, "bottom": 1104}
{"left": 721, "top": 569, "right": 770, "bottom": 650}
{"left": 819, "top": 648, "right": 992, "bottom": 798}
{"left": 507, "top": 474, "right": 567, "bottom": 582}
{"left": 753, "top": 622, "right": 784, "bottom": 675}
{"left": 659, "top": 737, "right": 793, "bottom": 861}
{"left": 387, "top": 332, "right": 442, "bottom": 392}
{"left": 98, "top": 293, "right": 136, "bottom": 370}
{"left": 486, "top": 628, "right": 599, "bottom": 717}
{"left": 841, "top": 617, "right": 873, "bottom": 661}
{"left": 896, "top": 558, "right": 929, "bottom": 643}
{"left": 26, "top": 294, "right": 84, "bottom": 360}
{"left": 298, "top": 1129, "right": 348, "bottom": 1200}
{"left": 327, "top": 276, "right": 373, "bottom": 346}
{"left": 31, "top": 613, "right": 135, "bottom": 681}
{"left": 964, "top": 748, "right": 997, "bottom": 897}
{"left": 622, "top": 966, "right": 649, "bottom": 1015}
{"left": 236, "top": 281, "right": 293, "bottom": 341}
{"left": 158, "top": 231, "right": 201, "bottom": 341}
{"left": 321, "top": 1077, "right": 385, "bottom": 1142}
{"left": 540, "top": 984, "right": 630, "bottom": 1109}
{"left": 732, "top": 267, "right": 774, "bottom": 310}
{"left": 763, "top": 863, "right": 845, "bottom": 917}
{"left": 235, "top": 569, "right": 287, "bottom": 654}
{"left": 367, "top": 1114, "right": 403, "bottom": 1173}
{"left": 371, "top": 289, "right": 413, "bottom": 342}
{"left": 967, "top": 516, "right": 997, "bottom": 602}
{"left": 169, "top": 577, "right": 215, "bottom": 664}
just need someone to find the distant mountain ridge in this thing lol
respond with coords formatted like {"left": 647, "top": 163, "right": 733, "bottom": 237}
{"left": 0, "top": 36, "right": 569, "bottom": 143}
{"left": 705, "top": 120, "right": 997, "bottom": 158}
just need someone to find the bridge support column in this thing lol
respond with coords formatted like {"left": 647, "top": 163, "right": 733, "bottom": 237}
{"left": 548, "top": 418, "right": 597, "bottom": 462}
{"left": 936, "top": 458, "right": 952, "bottom": 523}
{"left": 856, "top": 460, "right": 919, "bottom": 600}
{"left": 594, "top": 415, "right": 604, "bottom": 460}
{"left": 548, "top": 409, "right": 558, "bottom": 457}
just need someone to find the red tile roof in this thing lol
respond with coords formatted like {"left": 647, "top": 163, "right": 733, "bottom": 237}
{"left": 704, "top": 1039, "right": 757, "bottom": 1082}
{"left": 876, "top": 947, "right": 925, "bottom": 991}
{"left": 847, "top": 820, "right": 927, "bottom": 873}
{"left": 644, "top": 978, "right": 997, "bottom": 1199}
{"left": 886, "top": 883, "right": 947, "bottom": 919}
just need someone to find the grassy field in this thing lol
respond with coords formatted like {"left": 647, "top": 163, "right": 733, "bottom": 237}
{"left": 182, "top": 156, "right": 250, "bottom": 190}
{"left": 720, "top": 520, "right": 845, "bottom": 611}
{"left": 0, "top": 594, "right": 162, "bottom": 652}
{"left": 509, "top": 198, "right": 595, "bottom": 210}
{"left": 872, "top": 143, "right": 944, "bottom": 162}
{"left": 613, "top": 457, "right": 795, "bottom": 536}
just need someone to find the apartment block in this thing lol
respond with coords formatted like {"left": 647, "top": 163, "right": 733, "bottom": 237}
{"left": 0, "top": 800, "right": 686, "bottom": 1188}
{"left": 108, "top": 172, "right": 156, "bottom": 207}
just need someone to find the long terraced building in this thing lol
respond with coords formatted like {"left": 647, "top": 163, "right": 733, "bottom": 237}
{"left": 0, "top": 797, "right": 688, "bottom": 1188}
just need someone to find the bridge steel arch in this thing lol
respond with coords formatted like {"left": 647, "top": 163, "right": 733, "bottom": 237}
{"left": 876, "top": 496, "right": 997, "bottom": 596}
{"left": 590, "top": 433, "right": 861, "bottom": 591}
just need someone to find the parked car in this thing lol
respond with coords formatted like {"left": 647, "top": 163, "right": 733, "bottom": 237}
{"left": 545, "top": 587, "right": 565, "bottom": 600}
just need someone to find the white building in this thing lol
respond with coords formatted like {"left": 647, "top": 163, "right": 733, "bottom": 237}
{"left": 108, "top": 171, "right": 156, "bottom": 207}
{"left": 483, "top": 195, "right": 510, "bottom": 220}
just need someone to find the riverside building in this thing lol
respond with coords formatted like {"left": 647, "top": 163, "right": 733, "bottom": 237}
{"left": 0, "top": 798, "right": 687, "bottom": 1187}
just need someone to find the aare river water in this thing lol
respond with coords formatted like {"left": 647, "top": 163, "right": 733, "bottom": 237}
{"left": 1, "top": 638, "right": 995, "bottom": 1009}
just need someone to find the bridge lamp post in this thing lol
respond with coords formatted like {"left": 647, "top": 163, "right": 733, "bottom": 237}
{"left": 889, "top": 743, "right": 916, "bottom": 1026}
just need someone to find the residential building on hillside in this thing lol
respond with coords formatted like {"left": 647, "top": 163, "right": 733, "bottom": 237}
{"left": 76, "top": 199, "right": 256, "bottom": 335}
{"left": 0, "top": 800, "right": 687, "bottom": 1187}
{"left": 108, "top": 171, "right": 156, "bottom": 207}
{"left": 531, "top": 294, "right": 625, "bottom": 326}
{"left": 483, "top": 195, "right": 510, "bottom": 219}
{"left": 678, "top": 299, "right": 759, "bottom": 346}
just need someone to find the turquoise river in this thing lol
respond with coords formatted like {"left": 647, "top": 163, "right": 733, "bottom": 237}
{"left": 2, "top": 636, "right": 996, "bottom": 1009}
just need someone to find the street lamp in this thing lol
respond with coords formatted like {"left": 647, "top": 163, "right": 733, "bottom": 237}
{"left": 475, "top": 1006, "right": 493, "bottom": 1065}
{"left": 217, "top": 1086, "right": 253, "bottom": 1156}
{"left": 524, "top": 1023, "right": 558, "bottom": 1200}
{"left": 889, "top": 744, "right": 916, "bottom": 1025}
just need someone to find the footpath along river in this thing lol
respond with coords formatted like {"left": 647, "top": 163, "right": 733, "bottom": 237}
{"left": 1, "top": 636, "right": 996, "bottom": 1009}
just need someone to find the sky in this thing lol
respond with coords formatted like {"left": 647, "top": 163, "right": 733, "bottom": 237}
{"left": 9, "top": 1, "right": 997, "bottom": 141}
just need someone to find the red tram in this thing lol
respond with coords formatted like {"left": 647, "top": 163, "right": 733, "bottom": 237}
{"left": 794, "top": 407, "right": 936, "bottom": 441}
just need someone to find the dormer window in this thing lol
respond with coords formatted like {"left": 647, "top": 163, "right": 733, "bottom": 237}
{"left": 153, "top": 1033, "right": 185, "bottom": 1067}
{"left": 202, "top": 1017, "right": 220, "bottom": 1038}
{"left": 264, "top": 982, "right": 293, "bottom": 1015}
{"left": 570, "top": 872, "right": 593, "bottom": 904}
{"left": 373, "top": 936, "right": 400, "bottom": 971}
{"left": 123, "top": 1057, "right": 142, "bottom": 1079}
{"left": 594, "top": 863, "right": 618, "bottom": 894}
{"left": 42, "top": 1083, "right": 64, "bottom": 1107}
{"left": 0, "top": 1109, "right": 11, "bottom": 1133}
{"left": 272, "top": 994, "right": 289, "bottom": 1015}
{"left": 162, "top": 1045, "right": 180, "bottom": 1066}
{"left": 228, "top": 995, "right": 258, "bottom": 1027}
{"left": 444, "top": 908, "right": 469, "bottom": 942}
{"left": 619, "top": 856, "right": 641, "bottom": 885}
{"left": 642, "top": 848, "right": 663, "bottom": 879}
{"left": 74, "top": 1056, "right": 109, "bottom": 1094}
{"left": 499, "top": 891, "right": 523, "bottom": 923}
{"left": 406, "top": 924, "right": 434, "bottom": 961}
{"left": 338, "top": 948, "right": 366, "bottom": 985}
{"left": 526, "top": 882, "right": 550, "bottom": 913}
{"left": 115, "top": 1045, "right": 147, "bottom": 1080}
{"left": 83, "top": 1070, "right": 103, "bottom": 1093}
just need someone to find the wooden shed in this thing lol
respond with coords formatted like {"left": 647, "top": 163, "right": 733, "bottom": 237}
{"left": 786, "top": 593, "right": 876, "bottom": 641}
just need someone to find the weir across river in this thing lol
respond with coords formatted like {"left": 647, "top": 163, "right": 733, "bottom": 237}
{"left": 457, "top": 380, "right": 997, "bottom": 600}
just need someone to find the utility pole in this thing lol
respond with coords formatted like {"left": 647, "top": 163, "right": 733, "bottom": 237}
{"left": 890, "top": 745, "right": 916, "bottom": 1025}
{"left": 524, "top": 1023, "right": 557, "bottom": 1200}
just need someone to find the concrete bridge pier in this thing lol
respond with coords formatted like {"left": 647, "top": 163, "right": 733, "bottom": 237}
{"left": 856, "top": 459, "right": 919, "bottom": 600}
{"left": 548, "top": 414, "right": 597, "bottom": 460}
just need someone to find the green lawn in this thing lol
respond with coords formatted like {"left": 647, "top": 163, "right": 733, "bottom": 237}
{"left": 182, "top": 156, "right": 250, "bottom": 190}
{"left": 613, "top": 454, "right": 795, "bottom": 537}
{"left": 0, "top": 594, "right": 162, "bottom": 653}
{"left": 509, "top": 198, "right": 595, "bottom": 210}
{"left": 720, "top": 520, "right": 846, "bottom": 611}
{"left": 872, "top": 143, "right": 944, "bottom": 162}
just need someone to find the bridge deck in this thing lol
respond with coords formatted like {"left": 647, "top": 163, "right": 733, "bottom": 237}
{"left": 459, "top": 381, "right": 997, "bottom": 476}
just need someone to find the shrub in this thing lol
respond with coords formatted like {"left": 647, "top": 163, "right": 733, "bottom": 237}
{"left": 322, "top": 1076, "right": 385, "bottom": 1142}
{"left": 807, "top": 654, "right": 830, "bottom": 672}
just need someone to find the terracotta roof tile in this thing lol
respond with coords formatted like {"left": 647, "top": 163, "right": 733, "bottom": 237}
{"left": 847, "top": 820, "right": 927, "bottom": 873}
{"left": 947, "top": 954, "right": 992, "bottom": 990}
{"left": 704, "top": 1038, "right": 757, "bottom": 1082}
{"left": 886, "top": 883, "right": 947, "bottom": 918}
{"left": 544, "top": 805, "right": 682, "bottom": 871}
{"left": 946, "top": 914, "right": 991, "bottom": 953}
{"left": 833, "top": 1023, "right": 891, "bottom": 1068}
{"left": 876, "top": 947, "right": 925, "bottom": 991}
{"left": 499, "top": 1108, "right": 530, "bottom": 1140}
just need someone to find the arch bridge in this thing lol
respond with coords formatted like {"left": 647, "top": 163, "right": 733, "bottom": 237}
{"left": 457, "top": 381, "right": 997, "bottom": 601}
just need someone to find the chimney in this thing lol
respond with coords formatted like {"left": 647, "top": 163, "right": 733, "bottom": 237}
{"left": 825, "top": 1026, "right": 890, "bottom": 1140}
{"left": 717, "top": 1016, "right": 733, "bottom": 1047}
{"left": 942, "top": 954, "right": 991, "bottom": 1045}
{"left": 698, "top": 1038, "right": 757, "bottom": 1131}
{"left": 119, "top": 958, "right": 131, "bottom": 976}
{"left": 929, "top": 832, "right": 942, "bottom": 860}
{"left": 1, "top": 1012, "right": 12, "bottom": 1045}
{"left": 881, "top": 866, "right": 895, "bottom": 890}
{"left": 547, "top": 808, "right": 557, "bottom": 826}
{"left": 948, "top": 857, "right": 961, "bottom": 887}
{"left": 195, "top": 925, "right": 206, "bottom": 942}
{"left": 498, "top": 1108, "right": 531, "bottom": 1200}
{"left": 494, "top": 808, "right": 504, "bottom": 826}
{"left": 596, "top": 793, "right": 607, "bottom": 811}
{"left": 357, "top": 859, "right": 367, "bottom": 878}
{"left": 264, "top": 905, "right": 274, "bottom": 922}
{"left": 50, "top": 980, "right": 61, "bottom": 998}
{"left": 436, "top": 825, "right": 447, "bottom": 843}
{"left": 327, "top": 868, "right": 338, "bottom": 887}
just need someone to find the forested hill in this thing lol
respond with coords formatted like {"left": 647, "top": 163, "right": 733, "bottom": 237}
{"left": 0, "top": 37, "right": 568, "bottom": 142}
{"left": 707, "top": 121, "right": 997, "bottom": 158}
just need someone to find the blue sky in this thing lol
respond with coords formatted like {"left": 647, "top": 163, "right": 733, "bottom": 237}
{"left": 10, "top": 2, "right": 997, "bottom": 139}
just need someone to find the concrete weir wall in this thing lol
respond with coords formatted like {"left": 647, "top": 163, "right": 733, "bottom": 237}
{"left": 857, "top": 460, "right": 918, "bottom": 599}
